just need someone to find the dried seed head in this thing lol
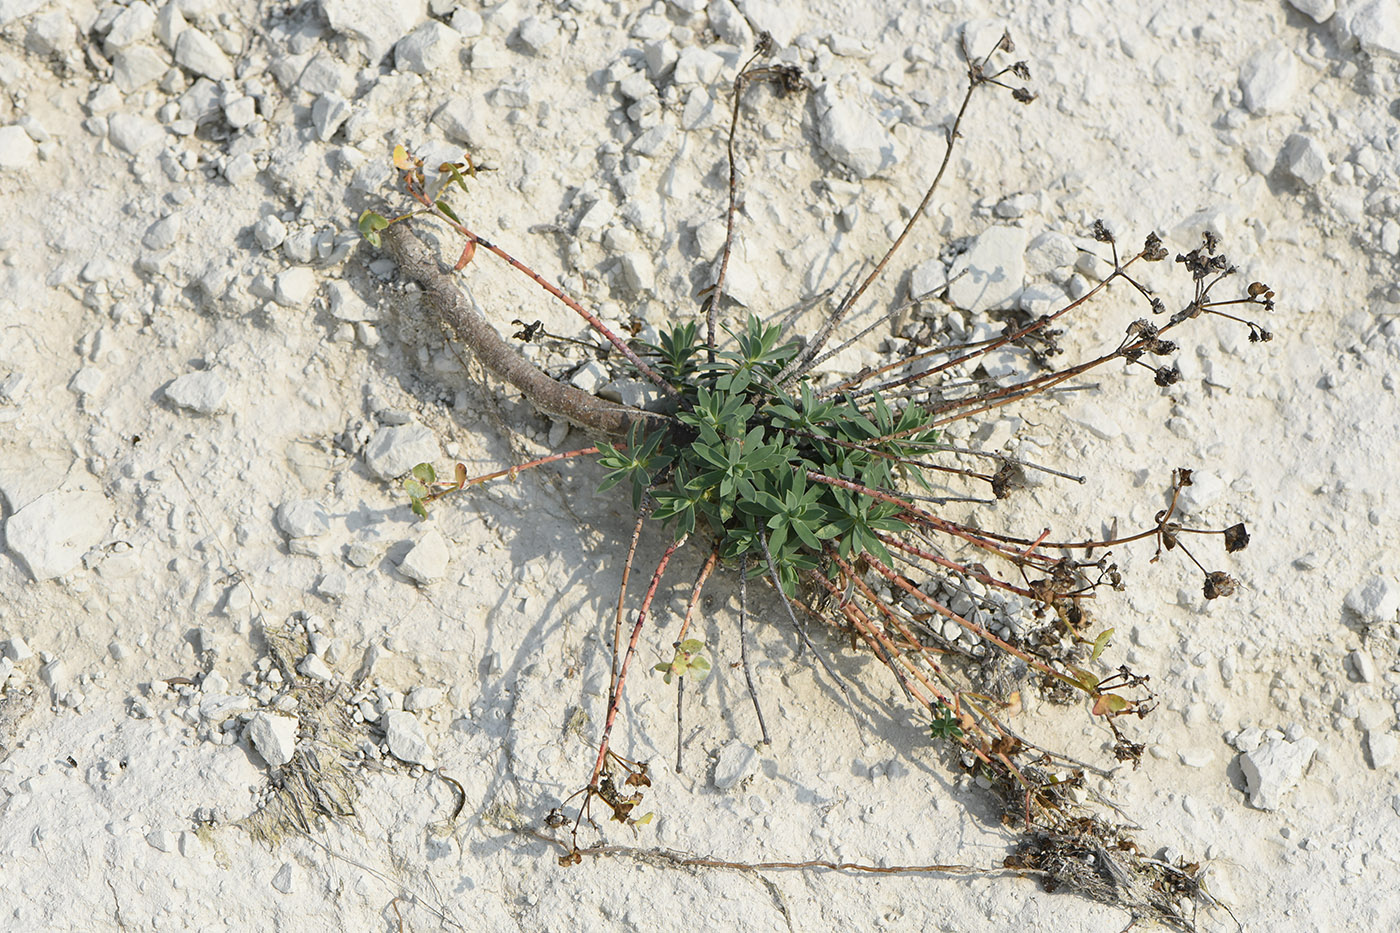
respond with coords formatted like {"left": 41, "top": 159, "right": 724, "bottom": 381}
{"left": 1092, "top": 219, "right": 1114, "bottom": 243}
{"left": 1150, "top": 297, "right": 1167, "bottom": 315}
{"left": 1011, "top": 61, "right": 1031, "bottom": 80}
{"left": 1223, "top": 522, "right": 1250, "bottom": 553}
{"left": 1011, "top": 87, "right": 1036, "bottom": 104}
{"left": 754, "top": 31, "right": 775, "bottom": 56}
{"left": 1203, "top": 571, "right": 1237, "bottom": 600}
{"left": 999, "top": 31, "right": 1015, "bottom": 53}
{"left": 1154, "top": 366, "right": 1181, "bottom": 387}
{"left": 1143, "top": 232, "right": 1168, "bottom": 261}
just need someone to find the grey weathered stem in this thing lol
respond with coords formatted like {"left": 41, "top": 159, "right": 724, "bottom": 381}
{"left": 380, "top": 222, "right": 651, "bottom": 440}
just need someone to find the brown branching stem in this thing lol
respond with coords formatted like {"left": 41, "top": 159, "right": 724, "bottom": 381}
{"left": 380, "top": 223, "right": 661, "bottom": 438}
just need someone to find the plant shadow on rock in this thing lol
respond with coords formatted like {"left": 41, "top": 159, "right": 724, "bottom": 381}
{"left": 355, "top": 29, "right": 1273, "bottom": 932}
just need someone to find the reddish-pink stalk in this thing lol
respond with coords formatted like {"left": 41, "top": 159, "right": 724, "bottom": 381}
{"left": 589, "top": 535, "right": 689, "bottom": 789}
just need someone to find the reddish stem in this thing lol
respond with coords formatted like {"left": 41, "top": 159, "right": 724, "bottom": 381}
{"left": 589, "top": 535, "right": 689, "bottom": 789}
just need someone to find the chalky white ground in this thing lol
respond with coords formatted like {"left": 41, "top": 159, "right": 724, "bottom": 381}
{"left": 1, "top": 1, "right": 1398, "bottom": 930}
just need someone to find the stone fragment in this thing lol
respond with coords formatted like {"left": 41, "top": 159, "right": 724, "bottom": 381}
{"left": 713, "top": 740, "right": 758, "bottom": 790}
{"left": 246, "top": 712, "right": 298, "bottom": 768}
{"left": 1024, "top": 231, "right": 1080, "bottom": 277}
{"left": 146, "top": 830, "right": 175, "bottom": 852}
{"left": 673, "top": 47, "right": 723, "bottom": 85}
{"left": 1340, "top": 0, "right": 1400, "bottom": 58}
{"left": 164, "top": 370, "right": 229, "bottom": 414}
{"left": 1287, "top": 0, "right": 1334, "bottom": 23}
{"left": 450, "top": 9, "right": 482, "bottom": 37}
{"left": 1349, "top": 648, "right": 1378, "bottom": 683}
{"left": 326, "top": 280, "right": 377, "bottom": 321}
{"left": 174, "top": 28, "right": 233, "bottom": 81}
{"left": 432, "top": 98, "right": 486, "bottom": 148}
{"left": 5, "top": 490, "right": 113, "bottom": 581}
{"left": 947, "top": 225, "right": 1027, "bottom": 313}
{"left": 223, "top": 152, "right": 257, "bottom": 185}
{"left": 155, "top": 3, "right": 187, "bottom": 49}
{"left": 107, "top": 113, "right": 165, "bottom": 154}
{"left": 105, "top": 1, "right": 155, "bottom": 49}
{"left": 297, "top": 654, "right": 334, "bottom": 682}
{"left": 254, "top": 214, "right": 286, "bottom": 250}
{"left": 1344, "top": 576, "right": 1399, "bottom": 625}
{"left": 223, "top": 95, "right": 256, "bottom": 129}
{"left": 1239, "top": 736, "right": 1317, "bottom": 810}
{"left": 142, "top": 213, "right": 182, "bottom": 250}
{"left": 1238, "top": 43, "right": 1296, "bottom": 114}
{"left": 909, "top": 258, "right": 948, "bottom": 299}
{"left": 0, "top": 125, "right": 37, "bottom": 168}
{"left": 619, "top": 251, "right": 655, "bottom": 294}
{"left": 1366, "top": 729, "right": 1397, "bottom": 769}
{"left": 113, "top": 45, "right": 169, "bottom": 92}
{"left": 276, "top": 499, "right": 330, "bottom": 539}
{"left": 398, "top": 530, "right": 449, "bottom": 584}
{"left": 364, "top": 422, "right": 438, "bottom": 480}
{"left": 405, "top": 686, "right": 443, "bottom": 711}
{"left": 311, "top": 93, "right": 350, "bottom": 140}
{"left": 816, "top": 86, "right": 900, "bottom": 179}
{"left": 516, "top": 16, "right": 558, "bottom": 53}
{"left": 25, "top": 11, "right": 74, "bottom": 55}
{"left": 395, "top": 20, "right": 459, "bottom": 75}
{"left": 383, "top": 710, "right": 435, "bottom": 768}
{"left": 321, "top": 0, "right": 420, "bottom": 64}
{"left": 271, "top": 862, "right": 295, "bottom": 893}
{"left": 273, "top": 267, "right": 317, "bottom": 307}
{"left": 1276, "top": 133, "right": 1330, "bottom": 187}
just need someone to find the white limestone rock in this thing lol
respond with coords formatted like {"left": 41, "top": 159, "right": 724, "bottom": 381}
{"left": 1238, "top": 43, "right": 1297, "bottom": 115}
{"left": 433, "top": 98, "right": 487, "bottom": 148}
{"left": 394, "top": 20, "right": 459, "bottom": 75}
{"left": 672, "top": 46, "right": 724, "bottom": 86}
{"left": 1365, "top": 729, "right": 1397, "bottom": 769}
{"left": 909, "top": 258, "right": 948, "bottom": 299}
{"left": 364, "top": 422, "right": 439, "bottom": 480}
{"left": 1239, "top": 736, "right": 1317, "bottom": 810}
{"left": 1344, "top": 576, "right": 1399, "bottom": 625}
{"left": 107, "top": 113, "right": 165, "bottom": 154}
{"left": 104, "top": 1, "right": 155, "bottom": 49}
{"left": 0, "top": 125, "right": 37, "bottom": 168}
{"left": 516, "top": 16, "right": 559, "bottom": 53}
{"left": 947, "top": 226, "right": 1027, "bottom": 313}
{"left": 276, "top": 499, "right": 330, "bottom": 539}
{"left": 5, "top": 490, "right": 113, "bottom": 581}
{"left": 273, "top": 267, "right": 317, "bottom": 307}
{"left": 1340, "top": 0, "right": 1400, "bottom": 58}
{"left": 246, "top": 712, "right": 298, "bottom": 768}
{"left": 321, "top": 0, "right": 424, "bottom": 65}
{"left": 1276, "top": 133, "right": 1330, "bottom": 187}
{"left": 113, "top": 45, "right": 170, "bottom": 92}
{"left": 1287, "top": 0, "right": 1335, "bottom": 23}
{"left": 383, "top": 710, "right": 435, "bottom": 768}
{"left": 398, "top": 529, "right": 449, "bottom": 584}
{"left": 164, "top": 370, "right": 229, "bottom": 414}
{"left": 174, "top": 27, "right": 233, "bottom": 81}
{"left": 713, "top": 740, "right": 758, "bottom": 790}
{"left": 254, "top": 214, "right": 286, "bottom": 250}
{"left": 816, "top": 86, "right": 900, "bottom": 179}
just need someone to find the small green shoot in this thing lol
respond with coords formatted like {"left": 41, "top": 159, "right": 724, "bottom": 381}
{"left": 654, "top": 639, "right": 711, "bottom": 685}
